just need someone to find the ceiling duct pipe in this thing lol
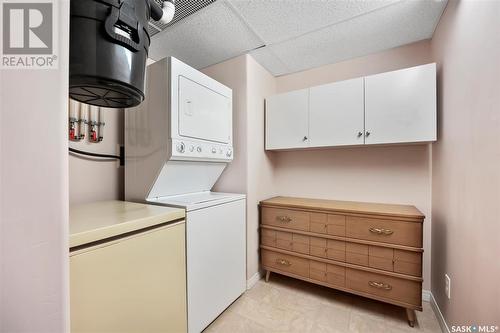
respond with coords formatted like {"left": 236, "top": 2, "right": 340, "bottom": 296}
{"left": 69, "top": 0, "right": 175, "bottom": 108}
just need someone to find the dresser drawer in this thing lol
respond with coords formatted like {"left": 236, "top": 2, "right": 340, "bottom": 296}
{"left": 262, "top": 249, "right": 309, "bottom": 278}
{"left": 261, "top": 229, "right": 276, "bottom": 247}
{"left": 327, "top": 239, "right": 345, "bottom": 261}
{"left": 309, "top": 261, "right": 345, "bottom": 287}
{"left": 310, "top": 213, "right": 345, "bottom": 236}
{"left": 369, "top": 246, "right": 394, "bottom": 271}
{"left": 292, "top": 234, "right": 310, "bottom": 254}
{"left": 394, "top": 250, "right": 422, "bottom": 277}
{"left": 310, "top": 237, "right": 328, "bottom": 258}
{"left": 346, "top": 216, "right": 422, "bottom": 247}
{"left": 346, "top": 243, "right": 368, "bottom": 266}
{"left": 309, "top": 261, "right": 327, "bottom": 282}
{"left": 275, "top": 230, "right": 292, "bottom": 250}
{"left": 310, "top": 237, "right": 345, "bottom": 261}
{"left": 262, "top": 207, "right": 309, "bottom": 231}
{"left": 369, "top": 256, "right": 393, "bottom": 272}
{"left": 346, "top": 268, "right": 421, "bottom": 306}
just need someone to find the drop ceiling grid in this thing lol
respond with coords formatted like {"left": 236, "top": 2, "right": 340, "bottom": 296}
{"left": 248, "top": 0, "right": 448, "bottom": 76}
{"left": 249, "top": 46, "right": 291, "bottom": 76}
{"left": 149, "top": 0, "right": 264, "bottom": 69}
{"left": 148, "top": 0, "right": 448, "bottom": 76}
{"left": 228, "top": 0, "right": 401, "bottom": 45}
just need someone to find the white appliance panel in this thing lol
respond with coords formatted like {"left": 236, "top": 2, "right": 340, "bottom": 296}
{"left": 149, "top": 191, "right": 244, "bottom": 211}
{"left": 178, "top": 76, "right": 231, "bottom": 144}
{"left": 186, "top": 199, "right": 246, "bottom": 333}
{"left": 126, "top": 57, "right": 234, "bottom": 201}
{"left": 147, "top": 161, "right": 226, "bottom": 199}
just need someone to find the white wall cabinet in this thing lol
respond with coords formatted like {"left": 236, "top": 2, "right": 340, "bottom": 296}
{"left": 265, "top": 63, "right": 436, "bottom": 150}
{"left": 364, "top": 63, "right": 436, "bottom": 144}
{"left": 265, "top": 88, "right": 309, "bottom": 149}
{"left": 309, "top": 78, "right": 365, "bottom": 147}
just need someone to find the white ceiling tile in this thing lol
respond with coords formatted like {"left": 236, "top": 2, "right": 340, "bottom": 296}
{"left": 149, "top": 1, "right": 264, "bottom": 68}
{"left": 265, "top": 0, "right": 447, "bottom": 75}
{"left": 249, "top": 47, "right": 291, "bottom": 76}
{"left": 229, "top": 0, "right": 400, "bottom": 44}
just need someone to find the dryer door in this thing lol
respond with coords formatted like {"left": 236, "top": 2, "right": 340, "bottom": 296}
{"left": 178, "top": 76, "right": 231, "bottom": 144}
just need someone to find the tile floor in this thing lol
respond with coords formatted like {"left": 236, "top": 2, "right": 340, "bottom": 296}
{"left": 205, "top": 274, "right": 442, "bottom": 333}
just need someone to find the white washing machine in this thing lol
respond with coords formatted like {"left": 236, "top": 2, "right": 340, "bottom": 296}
{"left": 125, "top": 57, "right": 246, "bottom": 333}
{"left": 150, "top": 192, "right": 245, "bottom": 333}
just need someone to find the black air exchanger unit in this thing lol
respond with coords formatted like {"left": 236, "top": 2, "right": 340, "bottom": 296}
{"left": 69, "top": 0, "right": 170, "bottom": 108}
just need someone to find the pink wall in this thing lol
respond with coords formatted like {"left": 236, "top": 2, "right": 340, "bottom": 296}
{"left": 203, "top": 55, "right": 277, "bottom": 281}
{"left": 203, "top": 44, "right": 435, "bottom": 289}
{"left": 245, "top": 56, "right": 277, "bottom": 280}
{"left": 276, "top": 40, "right": 433, "bottom": 93}
{"left": 430, "top": 0, "right": 500, "bottom": 326}
{"left": 272, "top": 40, "right": 434, "bottom": 290}
{"left": 69, "top": 107, "right": 124, "bottom": 204}
{"left": 202, "top": 55, "right": 248, "bottom": 195}
{"left": 0, "top": 1, "right": 70, "bottom": 331}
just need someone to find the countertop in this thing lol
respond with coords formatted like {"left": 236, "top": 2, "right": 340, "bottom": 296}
{"left": 69, "top": 200, "right": 185, "bottom": 248}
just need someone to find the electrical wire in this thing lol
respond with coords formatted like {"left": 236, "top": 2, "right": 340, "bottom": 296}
{"left": 69, "top": 148, "right": 121, "bottom": 161}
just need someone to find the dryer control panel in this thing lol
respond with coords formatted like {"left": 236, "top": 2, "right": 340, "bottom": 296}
{"left": 171, "top": 139, "right": 233, "bottom": 162}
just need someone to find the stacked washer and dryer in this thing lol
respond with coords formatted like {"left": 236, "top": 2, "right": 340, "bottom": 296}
{"left": 125, "top": 57, "right": 246, "bottom": 333}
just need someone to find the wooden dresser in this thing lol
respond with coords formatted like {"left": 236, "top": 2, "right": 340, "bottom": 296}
{"left": 259, "top": 196, "right": 424, "bottom": 327}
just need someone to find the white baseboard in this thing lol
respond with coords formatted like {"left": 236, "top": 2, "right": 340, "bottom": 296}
{"left": 429, "top": 291, "right": 450, "bottom": 333}
{"left": 246, "top": 271, "right": 263, "bottom": 290}
{"left": 422, "top": 289, "right": 431, "bottom": 302}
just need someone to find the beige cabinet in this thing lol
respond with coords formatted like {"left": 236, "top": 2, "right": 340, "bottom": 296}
{"left": 70, "top": 222, "right": 187, "bottom": 333}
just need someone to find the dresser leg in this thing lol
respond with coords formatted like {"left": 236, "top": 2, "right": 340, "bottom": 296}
{"left": 406, "top": 308, "right": 416, "bottom": 327}
{"left": 265, "top": 270, "right": 271, "bottom": 282}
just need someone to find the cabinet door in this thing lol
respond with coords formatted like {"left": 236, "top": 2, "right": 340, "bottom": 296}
{"left": 364, "top": 63, "right": 436, "bottom": 144}
{"left": 265, "top": 89, "right": 309, "bottom": 149}
{"left": 309, "top": 78, "right": 364, "bottom": 147}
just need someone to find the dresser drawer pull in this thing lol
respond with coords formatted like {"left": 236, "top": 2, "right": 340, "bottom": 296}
{"left": 276, "top": 258, "right": 292, "bottom": 266}
{"left": 368, "top": 281, "right": 392, "bottom": 290}
{"left": 369, "top": 227, "right": 394, "bottom": 235}
{"left": 276, "top": 216, "right": 292, "bottom": 223}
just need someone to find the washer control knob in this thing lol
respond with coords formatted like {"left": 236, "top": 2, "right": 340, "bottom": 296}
{"left": 211, "top": 148, "right": 217, "bottom": 154}
{"left": 176, "top": 142, "right": 185, "bottom": 153}
{"left": 189, "top": 145, "right": 194, "bottom": 152}
{"left": 226, "top": 149, "right": 232, "bottom": 157}
{"left": 197, "top": 146, "right": 202, "bottom": 153}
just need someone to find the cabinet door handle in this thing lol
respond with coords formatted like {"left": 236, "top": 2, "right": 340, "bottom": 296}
{"left": 276, "top": 216, "right": 292, "bottom": 223}
{"left": 357, "top": 131, "right": 363, "bottom": 138}
{"left": 369, "top": 281, "right": 392, "bottom": 290}
{"left": 276, "top": 258, "right": 292, "bottom": 266}
{"left": 302, "top": 136, "right": 308, "bottom": 141}
{"left": 369, "top": 227, "right": 394, "bottom": 235}
{"left": 365, "top": 131, "right": 371, "bottom": 137}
